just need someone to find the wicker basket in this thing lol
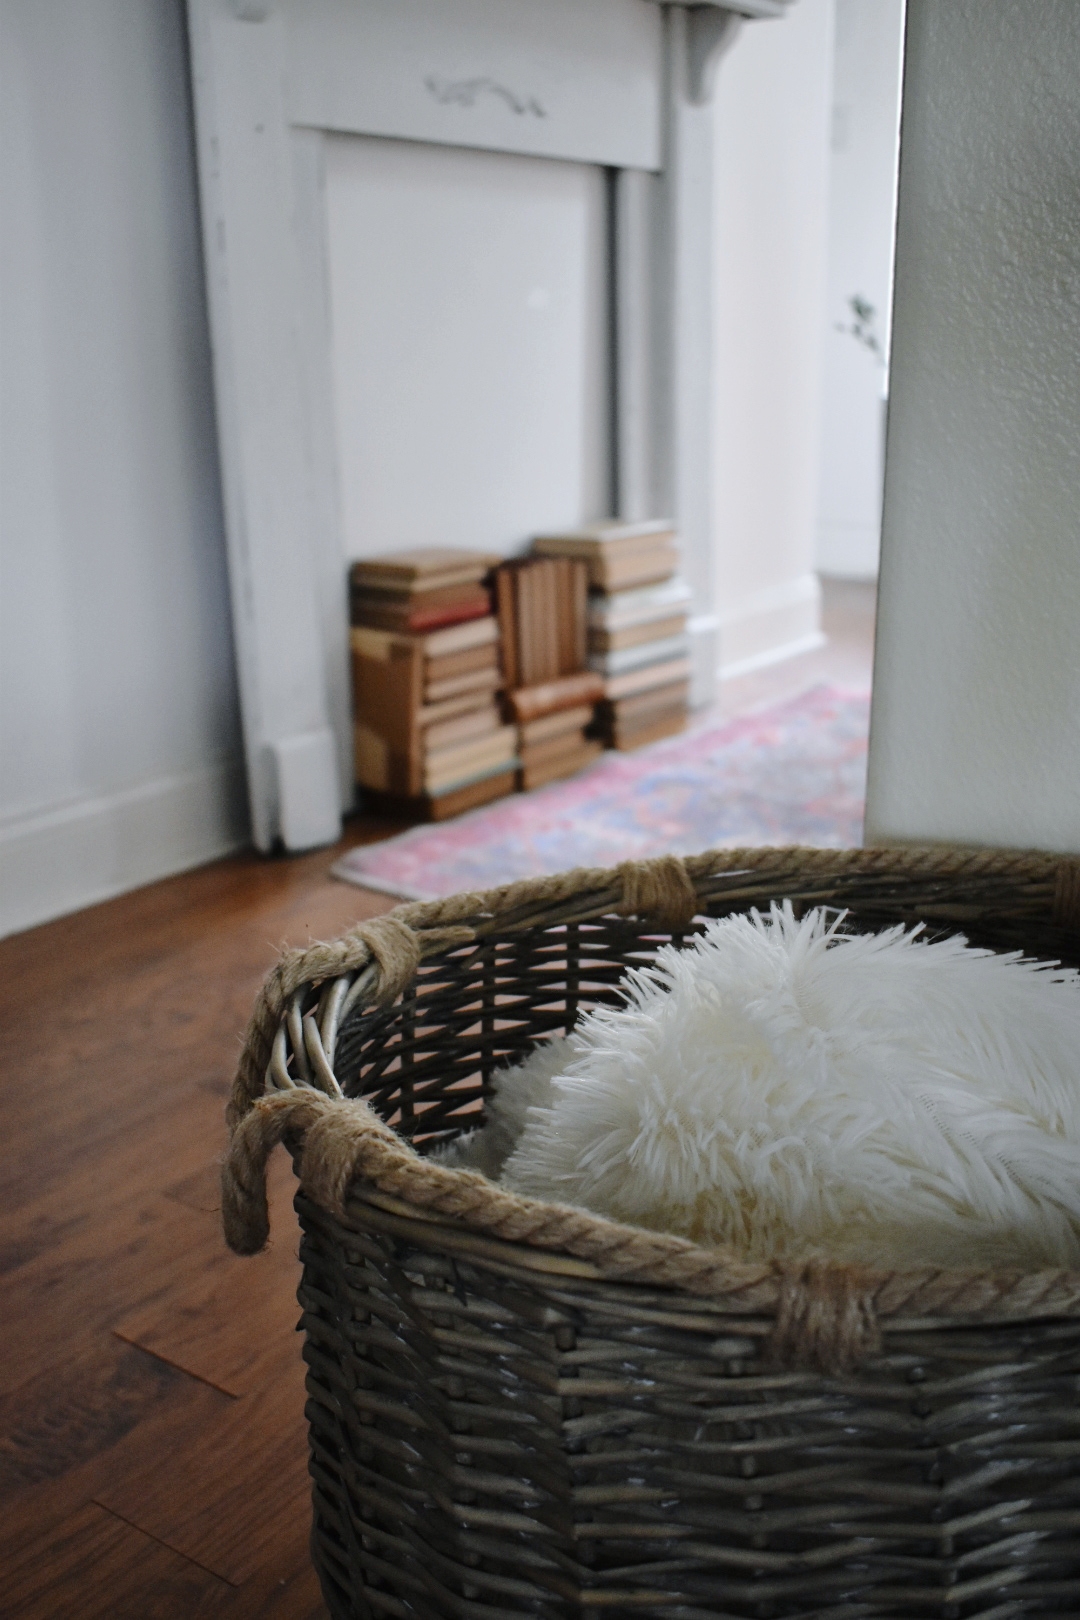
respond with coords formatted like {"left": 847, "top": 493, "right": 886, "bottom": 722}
{"left": 224, "top": 846, "right": 1080, "bottom": 1619}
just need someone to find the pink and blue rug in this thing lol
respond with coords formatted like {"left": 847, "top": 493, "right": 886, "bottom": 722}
{"left": 332, "top": 682, "right": 870, "bottom": 901}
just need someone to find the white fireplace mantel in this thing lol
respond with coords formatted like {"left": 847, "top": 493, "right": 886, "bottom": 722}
{"left": 187, "top": 0, "right": 793, "bottom": 851}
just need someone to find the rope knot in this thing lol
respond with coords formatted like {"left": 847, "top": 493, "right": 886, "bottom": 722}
{"left": 1053, "top": 858, "right": 1080, "bottom": 933}
{"left": 299, "top": 1100, "right": 401, "bottom": 1219}
{"left": 767, "top": 1260, "right": 882, "bottom": 1374}
{"left": 349, "top": 915, "right": 421, "bottom": 1005}
{"left": 222, "top": 1089, "right": 402, "bottom": 1253}
{"left": 617, "top": 855, "right": 698, "bottom": 933}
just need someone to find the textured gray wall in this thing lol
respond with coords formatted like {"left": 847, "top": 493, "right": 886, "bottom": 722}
{"left": 867, "top": 0, "right": 1080, "bottom": 851}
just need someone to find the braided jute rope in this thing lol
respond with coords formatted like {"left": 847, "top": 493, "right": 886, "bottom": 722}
{"left": 222, "top": 843, "right": 1080, "bottom": 1373}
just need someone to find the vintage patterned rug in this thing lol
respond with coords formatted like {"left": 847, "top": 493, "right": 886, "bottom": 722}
{"left": 332, "top": 683, "right": 871, "bottom": 901}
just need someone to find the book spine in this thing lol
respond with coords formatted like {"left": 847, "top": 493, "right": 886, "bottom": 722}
{"left": 354, "top": 581, "right": 490, "bottom": 610}
{"left": 599, "top": 678, "right": 691, "bottom": 725}
{"left": 519, "top": 702, "right": 594, "bottom": 746}
{"left": 424, "top": 644, "right": 498, "bottom": 683}
{"left": 554, "top": 558, "right": 568, "bottom": 677}
{"left": 422, "top": 615, "right": 499, "bottom": 659}
{"left": 517, "top": 740, "right": 603, "bottom": 792}
{"left": 520, "top": 727, "right": 591, "bottom": 771}
{"left": 509, "top": 670, "right": 605, "bottom": 724}
{"left": 351, "top": 639, "right": 424, "bottom": 793}
{"left": 603, "top": 656, "right": 691, "bottom": 701}
{"left": 588, "top": 613, "right": 688, "bottom": 654}
{"left": 588, "top": 634, "right": 691, "bottom": 677}
{"left": 533, "top": 528, "right": 675, "bottom": 558}
{"left": 424, "top": 730, "right": 517, "bottom": 792}
{"left": 543, "top": 559, "right": 556, "bottom": 682}
{"left": 609, "top": 712, "right": 687, "bottom": 751}
{"left": 423, "top": 668, "right": 502, "bottom": 705}
{"left": 589, "top": 553, "right": 679, "bottom": 592}
{"left": 517, "top": 563, "right": 532, "bottom": 687}
{"left": 495, "top": 566, "right": 518, "bottom": 691}
{"left": 425, "top": 704, "right": 500, "bottom": 752}
{"left": 572, "top": 559, "right": 587, "bottom": 670}
{"left": 426, "top": 766, "right": 516, "bottom": 820}
{"left": 354, "top": 598, "right": 492, "bottom": 634}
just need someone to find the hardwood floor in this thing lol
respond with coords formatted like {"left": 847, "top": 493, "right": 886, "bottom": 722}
{"left": 0, "top": 579, "right": 875, "bottom": 1617}
{"left": 0, "top": 838, "right": 401, "bottom": 1618}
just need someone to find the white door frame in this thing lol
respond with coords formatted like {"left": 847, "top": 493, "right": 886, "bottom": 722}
{"left": 186, "top": 0, "right": 791, "bottom": 850}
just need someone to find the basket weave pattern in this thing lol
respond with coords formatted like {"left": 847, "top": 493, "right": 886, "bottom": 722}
{"left": 225, "top": 847, "right": 1080, "bottom": 1618}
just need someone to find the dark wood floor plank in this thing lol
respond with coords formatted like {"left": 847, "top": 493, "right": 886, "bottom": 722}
{"left": 94, "top": 1346, "right": 312, "bottom": 1585}
{"left": 0, "top": 851, "right": 393, "bottom": 1215}
{"left": 0, "top": 1191, "right": 210, "bottom": 1399}
{"left": 164, "top": 1160, "right": 227, "bottom": 1214}
{"left": 0, "top": 1352, "right": 235, "bottom": 1571}
{"left": 196, "top": 1560, "right": 330, "bottom": 1619}
{"left": 0, "top": 1339, "right": 181, "bottom": 1502}
{"left": 0, "top": 829, "right": 397, "bottom": 1021}
{"left": 113, "top": 1155, "right": 304, "bottom": 1397}
{"left": 0, "top": 1499, "right": 232, "bottom": 1619}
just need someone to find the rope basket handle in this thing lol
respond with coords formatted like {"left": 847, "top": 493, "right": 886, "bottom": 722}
{"left": 221, "top": 845, "right": 1080, "bottom": 1372}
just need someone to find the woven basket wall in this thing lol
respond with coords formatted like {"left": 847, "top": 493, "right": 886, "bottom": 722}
{"left": 224, "top": 846, "right": 1080, "bottom": 1619}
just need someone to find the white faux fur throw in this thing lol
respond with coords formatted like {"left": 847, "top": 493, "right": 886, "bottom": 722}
{"left": 435, "top": 905, "right": 1080, "bottom": 1271}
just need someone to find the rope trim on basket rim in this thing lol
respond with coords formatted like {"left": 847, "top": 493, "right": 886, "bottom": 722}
{"left": 222, "top": 843, "right": 1080, "bottom": 1374}
{"left": 220, "top": 1082, "right": 1080, "bottom": 1373}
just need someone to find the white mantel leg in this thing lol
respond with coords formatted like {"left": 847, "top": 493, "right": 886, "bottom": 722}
{"left": 616, "top": 6, "right": 724, "bottom": 710}
{"left": 187, "top": 3, "right": 343, "bottom": 851}
{"left": 660, "top": 6, "right": 721, "bottom": 709}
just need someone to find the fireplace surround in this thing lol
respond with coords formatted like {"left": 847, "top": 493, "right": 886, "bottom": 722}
{"left": 186, "top": 0, "right": 792, "bottom": 850}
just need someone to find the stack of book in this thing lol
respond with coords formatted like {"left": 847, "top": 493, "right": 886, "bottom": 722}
{"left": 533, "top": 521, "right": 691, "bottom": 751}
{"left": 494, "top": 556, "right": 604, "bottom": 789}
{"left": 350, "top": 549, "right": 518, "bottom": 819}
{"left": 350, "top": 547, "right": 496, "bottom": 634}
{"left": 533, "top": 519, "right": 679, "bottom": 594}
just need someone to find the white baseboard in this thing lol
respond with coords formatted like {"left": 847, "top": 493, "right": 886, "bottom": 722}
{"left": 0, "top": 757, "right": 249, "bottom": 939}
{"left": 719, "top": 630, "right": 827, "bottom": 683}
{"left": 717, "top": 573, "right": 824, "bottom": 681}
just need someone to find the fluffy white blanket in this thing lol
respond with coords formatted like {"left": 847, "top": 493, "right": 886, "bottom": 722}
{"left": 435, "top": 905, "right": 1080, "bottom": 1271}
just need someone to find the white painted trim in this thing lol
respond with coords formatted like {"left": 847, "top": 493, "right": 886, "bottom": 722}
{"left": 716, "top": 571, "right": 823, "bottom": 676}
{"left": 718, "top": 571, "right": 822, "bottom": 623}
{"left": 0, "top": 758, "right": 247, "bottom": 940}
{"left": 686, "top": 612, "right": 720, "bottom": 707}
{"left": 719, "top": 630, "right": 826, "bottom": 683}
{"left": 187, "top": 5, "right": 345, "bottom": 851}
{"left": 613, "top": 165, "right": 656, "bottom": 521}
{"left": 655, "top": 6, "right": 721, "bottom": 710}
{"left": 285, "top": 0, "right": 665, "bottom": 171}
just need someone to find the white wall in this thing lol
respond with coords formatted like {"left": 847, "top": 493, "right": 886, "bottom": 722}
{"left": 816, "top": 0, "right": 904, "bottom": 580}
{"left": 866, "top": 0, "right": 1080, "bottom": 853}
{"left": 0, "top": 0, "right": 245, "bottom": 938}
{"left": 326, "top": 135, "right": 610, "bottom": 562}
{"left": 712, "top": 0, "right": 834, "bottom": 679}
